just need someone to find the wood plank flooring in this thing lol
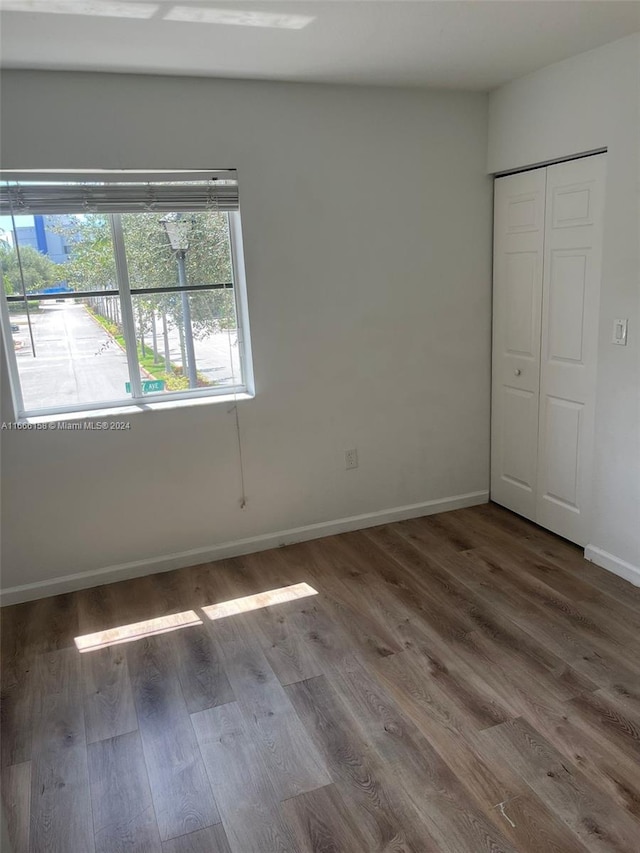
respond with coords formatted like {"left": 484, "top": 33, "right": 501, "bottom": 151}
{"left": 2, "top": 503, "right": 640, "bottom": 852}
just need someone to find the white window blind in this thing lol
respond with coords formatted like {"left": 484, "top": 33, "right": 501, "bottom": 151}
{"left": 0, "top": 170, "right": 239, "bottom": 214}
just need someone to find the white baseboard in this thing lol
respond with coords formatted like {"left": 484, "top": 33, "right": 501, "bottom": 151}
{"left": 0, "top": 490, "right": 488, "bottom": 606}
{"left": 584, "top": 544, "right": 640, "bottom": 588}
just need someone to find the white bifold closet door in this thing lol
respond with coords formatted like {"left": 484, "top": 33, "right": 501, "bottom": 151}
{"left": 491, "top": 153, "right": 606, "bottom": 546}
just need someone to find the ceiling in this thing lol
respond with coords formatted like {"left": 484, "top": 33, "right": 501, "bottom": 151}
{"left": 1, "top": 0, "right": 639, "bottom": 91}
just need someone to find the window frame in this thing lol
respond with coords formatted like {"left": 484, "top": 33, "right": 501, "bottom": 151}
{"left": 1, "top": 205, "right": 254, "bottom": 421}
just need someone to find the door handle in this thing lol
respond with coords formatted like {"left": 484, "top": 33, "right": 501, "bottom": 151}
{"left": 514, "top": 368, "right": 521, "bottom": 376}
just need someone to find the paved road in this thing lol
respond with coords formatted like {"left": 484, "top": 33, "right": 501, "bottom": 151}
{"left": 11, "top": 302, "right": 241, "bottom": 411}
{"left": 153, "top": 316, "right": 241, "bottom": 386}
{"left": 13, "top": 303, "right": 130, "bottom": 410}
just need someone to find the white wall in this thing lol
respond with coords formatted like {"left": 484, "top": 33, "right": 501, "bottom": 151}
{"left": 489, "top": 34, "right": 640, "bottom": 577}
{"left": 0, "top": 71, "right": 492, "bottom": 599}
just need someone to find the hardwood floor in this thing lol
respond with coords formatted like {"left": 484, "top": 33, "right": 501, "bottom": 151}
{"left": 2, "top": 503, "right": 640, "bottom": 852}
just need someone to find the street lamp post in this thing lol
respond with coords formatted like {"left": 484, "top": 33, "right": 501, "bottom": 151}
{"left": 160, "top": 214, "right": 198, "bottom": 389}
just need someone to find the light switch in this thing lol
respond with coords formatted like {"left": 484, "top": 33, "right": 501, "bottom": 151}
{"left": 612, "top": 318, "right": 628, "bottom": 346}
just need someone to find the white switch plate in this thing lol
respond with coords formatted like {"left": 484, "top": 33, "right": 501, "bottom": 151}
{"left": 612, "top": 318, "right": 628, "bottom": 346}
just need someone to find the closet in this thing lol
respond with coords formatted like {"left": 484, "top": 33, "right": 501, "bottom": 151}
{"left": 491, "top": 153, "right": 606, "bottom": 546}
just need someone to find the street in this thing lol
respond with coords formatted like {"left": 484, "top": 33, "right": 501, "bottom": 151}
{"left": 160, "top": 313, "right": 242, "bottom": 386}
{"left": 10, "top": 302, "right": 241, "bottom": 411}
{"left": 13, "top": 302, "right": 130, "bottom": 410}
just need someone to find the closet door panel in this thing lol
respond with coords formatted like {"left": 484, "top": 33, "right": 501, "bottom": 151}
{"left": 491, "top": 168, "right": 546, "bottom": 520}
{"left": 536, "top": 154, "right": 606, "bottom": 545}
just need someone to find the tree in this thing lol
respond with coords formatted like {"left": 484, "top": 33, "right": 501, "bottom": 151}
{"left": 52, "top": 211, "right": 236, "bottom": 332}
{"left": 55, "top": 214, "right": 116, "bottom": 292}
{"left": 0, "top": 243, "right": 64, "bottom": 295}
{"left": 120, "top": 211, "right": 237, "bottom": 339}
{"left": 50, "top": 210, "right": 239, "bottom": 384}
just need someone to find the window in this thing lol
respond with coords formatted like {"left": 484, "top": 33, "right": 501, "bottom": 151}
{"left": 0, "top": 171, "right": 253, "bottom": 419}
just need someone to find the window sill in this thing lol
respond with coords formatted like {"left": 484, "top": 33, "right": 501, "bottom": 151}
{"left": 21, "top": 392, "right": 254, "bottom": 425}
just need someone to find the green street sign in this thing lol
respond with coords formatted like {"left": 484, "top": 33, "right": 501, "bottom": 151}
{"left": 125, "top": 379, "right": 166, "bottom": 394}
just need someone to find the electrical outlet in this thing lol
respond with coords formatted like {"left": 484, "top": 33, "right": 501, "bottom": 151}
{"left": 345, "top": 448, "right": 358, "bottom": 470}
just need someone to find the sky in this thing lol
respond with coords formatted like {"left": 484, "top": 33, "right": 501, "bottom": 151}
{"left": 0, "top": 214, "right": 34, "bottom": 246}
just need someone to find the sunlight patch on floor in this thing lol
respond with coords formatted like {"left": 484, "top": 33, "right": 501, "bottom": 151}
{"left": 202, "top": 582, "right": 318, "bottom": 621}
{"left": 74, "top": 583, "right": 318, "bottom": 652}
{"left": 74, "top": 609, "right": 202, "bottom": 652}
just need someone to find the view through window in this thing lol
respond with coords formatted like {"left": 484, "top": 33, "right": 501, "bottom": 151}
{"left": 0, "top": 173, "right": 251, "bottom": 417}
